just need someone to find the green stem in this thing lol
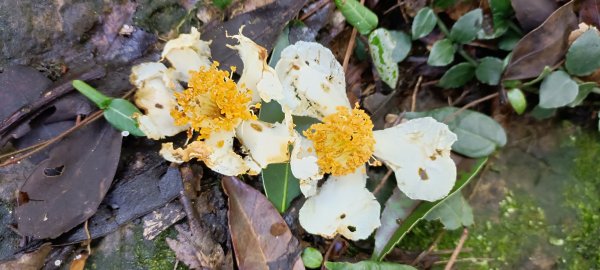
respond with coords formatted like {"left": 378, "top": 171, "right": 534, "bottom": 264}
{"left": 457, "top": 47, "right": 478, "bottom": 66}
{"left": 72, "top": 80, "right": 112, "bottom": 109}
{"left": 507, "top": 21, "right": 523, "bottom": 36}
{"left": 434, "top": 14, "right": 451, "bottom": 36}
{"left": 522, "top": 66, "right": 553, "bottom": 87}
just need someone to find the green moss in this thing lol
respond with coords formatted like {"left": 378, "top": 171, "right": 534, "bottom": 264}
{"left": 132, "top": 227, "right": 187, "bottom": 270}
{"left": 133, "top": 0, "right": 187, "bottom": 34}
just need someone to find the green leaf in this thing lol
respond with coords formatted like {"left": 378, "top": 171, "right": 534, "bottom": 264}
{"left": 261, "top": 162, "right": 300, "bottom": 213}
{"left": 539, "top": 70, "right": 578, "bottom": 108}
{"left": 406, "top": 107, "right": 507, "bottom": 158}
{"left": 426, "top": 193, "right": 473, "bottom": 230}
{"left": 449, "top": 8, "right": 483, "bottom": 44}
{"left": 368, "top": 28, "right": 411, "bottom": 88}
{"left": 565, "top": 29, "right": 600, "bottom": 76}
{"left": 72, "top": 80, "right": 111, "bottom": 109}
{"left": 488, "top": 0, "right": 513, "bottom": 37}
{"left": 475, "top": 57, "right": 504, "bottom": 85}
{"left": 103, "top": 99, "right": 145, "bottom": 137}
{"left": 325, "top": 261, "right": 417, "bottom": 270}
{"left": 371, "top": 158, "right": 487, "bottom": 261}
{"left": 427, "top": 39, "right": 456, "bottom": 66}
{"left": 530, "top": 105, "right": 556, "bottom": 120}
{"left": 334, "top": 0, "right": 378, "bottom": 35}
{"left": 268, "top": 25, "right": 290, "bottom": 68}
{"left": 301, "top": 247, "right": 323, "bottom": 269}
{"left": 372, "top": 189, "right": 418, "bottom": 257}
{"left": 438, "top": 62, "right": 475, "bottom": 88}
{"left": 213, "top": 0, "right": 232, "bottom": 9}
{"left": 569, "top": 82, "right": 597, "bottom": 107}
{"left": 498, "top": 30, "right": 521, "bottom": 51}
{"left": 507, "top": 88, "right": 527, "bottom": 114}
{"left": 412, "top": 7, "right": 437, "bottom": 40}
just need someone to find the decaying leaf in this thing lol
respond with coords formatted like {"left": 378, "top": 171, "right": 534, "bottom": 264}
{"left": 580, "top": 0, "right": 600, "bottom": 28}
{"left": 504, "top": 1, "right": 577, "bottom": 80}
{"left": 222, "top": 176, "right": 303, "bottom": 269}
{"left": 0, "top": 66, "right": 51, "bottom": 125}
{"left": 166, "top": 224, "right": 227, "bottom": 269}
{"left": 511, "top": 0, "right": 557, "bottom": 32}
{"left": 0, "top": 244, "right": 51, "bottom": 270}
{"left": 15, "top": 120, "right": 122, "bottom": 239}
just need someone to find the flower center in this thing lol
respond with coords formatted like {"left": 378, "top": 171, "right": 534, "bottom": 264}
{"left": 171, "top": 62, "right": 255, "bottom": 139}
{"left": 303, "top": 106, "right": 375, "bottom": 175}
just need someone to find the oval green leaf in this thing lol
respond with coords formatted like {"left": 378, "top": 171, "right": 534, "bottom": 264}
{"left": 103, "top": 98, "right": 145, "bottom": 136}
{"left": 368, "top": 28, "right": 411, "bottom": 88}
{"left": 507, "top": 88, "right": 527, "bottom": 114}
{"left": 565, "top": 29, "right": 600, "bottom": 76}
{"left": 334, "top": 0, "right": 378, "bottom": 35}
{"left": 425, "top": 193, "right": 473, "bottom": 230}
{"left": 427, "top": 38, "right": 456, "bottom": 66}
{"left": 325, "top": 261, "right": 417, "bottom": 270}
{"left": 301, "top": 247, "right": 323, "bottom": 269}
{"left": 412, "top": 7, "right": 437, "bottom": 40}
{"left": 449, "top": 8, "right": 483, "bottom": 44}
{"left": 438, "top": 62, "right": 475, "bottom": 88}
{"left": 261, "top": 162, "right": 300, "bottom": 213}
{"left": 569, "top": 82, "right": 597, "bottom": 107}
{"left": 539, "top": 70, "right": 578, "bottom": 108}
{"left": 406, "top": 107, "right": 507, "bottom": 158}
{"left": 475, "top": 57, "right": 504, "bottom": 85}
{"left": 372, "top": 157, "right": 487, "bottom": 261}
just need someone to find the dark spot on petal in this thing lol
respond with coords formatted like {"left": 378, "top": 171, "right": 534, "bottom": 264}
{"left": 155, "top": 103, "right": 164, "bottom": 109}
{"left": 305, "top": 60, "right": 310, "bottom": 66}
{"left": 347, "top": 226, "right": 356, "bottom": 232}
{"left": 259, "top": 48, "right": 268, "bottom": 60}
{"left": 340, "top": 213, "right": 346, "bottom": 219}
{"left": 418, "top": 168, "right": 429, "bottom": 181}
{"left": 250, "top": 123, "right": 263, "bottom": 132}
{"left": 270, "top": 222, "right": 287, "bottom": 236}
{"left": 429, "top": 155, "right": 437, "bottom": 161}
{"left": 292, "top": 64, "right": 300, "bottom": 70}
{"left": 44, "top": 165, "right": 64, "bottom": 177}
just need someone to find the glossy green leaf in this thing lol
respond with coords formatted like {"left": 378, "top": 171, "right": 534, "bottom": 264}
{"left": 334, "top": 0, "right": 378, "bottom": 35}
{"left": 261, "top": 162, "right": 300, "bottom": 213}
{"left": 72, "top": 80, "right": 111, "bottom": 109}
{"left": 569, "top": 82, "right": 597, "bottom": 107}
{"left": 427, "top": 39, "right": 456, "bottom": 66}
{"left": 372, "top": 158, "right": 487, "bottom": 261}
{"left": 475, "top": 57, "right": 504, "bottom": 85}
{"left": 103, "top": 98, "right": 145, "bottom": 137}
{"left": 488, "top": 0, "right": 513, "bottom": 37}
{"left": 325, "top": 261, "right": 417, "bottom": 270}
{"left": 507, "top": 88, "right": 527, "bottom": 114}
{"left": 449, "top": 8, "right": 483, "bottom": 44}
{"left": 438, "top": 62, "right": 475, "bottom": 88}
{"left": 498, "top": 30, "right": 521, "bottom": 51}
{"left": 368, "top": 28, "right": 411, "bottom": 88}
{"left": 539, "top": 70, "right": 578, "bottom": 108}
{"left": 531, "top": 105, "right": 556, "bottom": 120}
{"left": 565, "top": 29, "right": 600, "bottom": 76}
{"left": 406, "top": 107, "right": 507, "bottom": 158}
{"left": 426, "top": 193, "right": 473, "bottom": 230}
{"left": 372, "top": 189, "right": 417, "bottom": 257}
{"left": 301, "top": 247, "right": 323, "bottom": 269}
{"left": 268, "top": 25, "right": 290, "bottom": 68}
{"left": 412, "top": 7, "right": 437, "bottom": 40}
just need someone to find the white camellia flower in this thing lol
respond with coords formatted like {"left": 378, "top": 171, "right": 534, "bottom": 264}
{"left": 131, "top": 27, "right": 293, "bottom": 176}
{"left": 299, "top": 167, "right": 381, "bottom": 240}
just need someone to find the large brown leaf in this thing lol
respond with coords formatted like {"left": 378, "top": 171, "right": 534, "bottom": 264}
{"left": 222, "top": 176, "right": 303, "bottom": 270}
{"left": 580, "top": 0, "right": 600, "bottom": 28}
{"left": 504, "top": 1, "right": 577, "bottom": 81}
{"left": 15, "top": 120, "right": 122, "bottom": 239}
{"left": 511, "top": 0, "right": 557, "bottom": 32}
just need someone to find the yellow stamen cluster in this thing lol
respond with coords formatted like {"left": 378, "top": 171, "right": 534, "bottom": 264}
{"left": 171, "top": 62, "right": 255, "bottom": 139}
{"left": 304, "top": 106, "right": 375, "bottom": 175}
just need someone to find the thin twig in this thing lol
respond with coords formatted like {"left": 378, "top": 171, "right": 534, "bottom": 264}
{"left": 443, "top": 92, "right": 499, "bottom": 123}
{"left": 410, "top": 76, "right": 423, "bottom": 112}
{"left": 444, "top": 228, "right": 469, "bottom": 270}
{"left": 321, "top": 234, "right": 342, "bottom": 270}
{"left": 372, "top": 168, "right": 394, "bottom": 195}
{"left": 412, "top": 231, "right": 445, "bottom": 265}
{"left": 342, "top": 0, "right": 365, "bottom": 73}
{"left": 84, "top": 220, "right": 92, "bottom": 255}
{"left": 299, "top": 0, "right": 331, "bottom": 21}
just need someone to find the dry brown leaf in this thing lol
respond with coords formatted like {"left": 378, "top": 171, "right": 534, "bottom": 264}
{"left": 0, "top": 245, "right": 51, "bottom": 270}
{"left": 511, "top": 0, "right": 557, "bottom": 32}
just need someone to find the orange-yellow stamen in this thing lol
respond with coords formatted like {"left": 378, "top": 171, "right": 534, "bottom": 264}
{"left": 303, "top": 106, "right": 375, "bottom": 175}
{"left": 171, "top": 62, "right": 255, "bottom": 139}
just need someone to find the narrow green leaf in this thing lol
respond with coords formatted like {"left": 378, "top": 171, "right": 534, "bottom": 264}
{"left": 507, "top": 88, "right": 527, "bottom": 114}
{"left": 565, "top": 29, "right": 600, "bottom": 76}
{"left": 406, "top": 107, "right": 507, "bottom": 158}
{"left": 475, "top": 57, "right": 504, "bottom": 85}
{"left": 301, "top": 247, "right": 323, "bottom": 269}
{"left": 438, "top": 62, "right": 475, "bottom": 88}
{"left": 449, "top": 8, "right": 483, "bottom": 44}
{"left": 412, "top": 7, "right": 437, "bottom": 40}
{"left": 372, "top": 158, "right": 487, "bottom": 261}
{"left": 539, "top": 70, "right": 578, "bottom": 108}
{"left": 427, "top": 39, "right": 456, "bottom": 66}
{"left": 425, "top": 193, "right": 473, "bottom": 230}
{"left": 334, "top": 0, "right": 378, "bottom": 35}
{"left": 569, "top": 82, "right": 597, "bottom": 107}
{"left": 368, "top": 28, "right": 411, "bottom": 88}
{"left": 261, "top": 162, "right": 300, "bottom": 213}
{"left": 268, "top": 25, "right": 290, "bottom": 68}
{"left": 325, "top": 261, "right": 417, "bottom": 270}
{"left": 72, "top": 80, "right": 112, "bottom": 109}
{"left": 103, "top": 99, "right": 145, "bottom": 136}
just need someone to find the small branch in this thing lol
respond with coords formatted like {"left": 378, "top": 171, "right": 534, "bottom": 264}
{"left": 300, "top": 0, "right": 331, "bottom": 21}
{"left": 443, "top": 92, "right": 499, "bottom": 123}
{"left": 321, "top": 234, "right": 342, "bottom": 270}
{"left": 342, "top": 0, "right": 365, "bottom": 73}
{"left": 372, "top": 168, "right": 394, "bottom": 195}
{"left": 412, "top": 231, "right": 445, "bottom": 265}
{"left": 434, "top": 14, "right": 451, "bottom": 36}
{"left": 444, "top": 227, "right": 469, "bottom": 270}
{"left": 410, "top": 76, "right": 423, "bottom": 112}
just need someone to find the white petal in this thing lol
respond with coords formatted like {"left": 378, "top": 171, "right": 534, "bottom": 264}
{"left": 159, "top": 131, "right": 250, "bottom": 176}
{"left": 131, "top": 62, "right": 187, "bottom": 139}
{"left": 299, "top": 168, "right": 381, "bottom": 240}
{"left": 161, "top": 27, "right": 212, "bottom": 82}
{"left": 290, "top": 133, "right": 322, "bottom": 197}
{"left": 235, "top": 119, "right": 293, "bottom": 168}
{"left": 227, "top": 28, "right": 284, "bottom": 103}
{"left": 373, "top": 117, "right": 458, "bottom": 201}
{"left": 275, "top": 41, "right": 351, "bottom": 119}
